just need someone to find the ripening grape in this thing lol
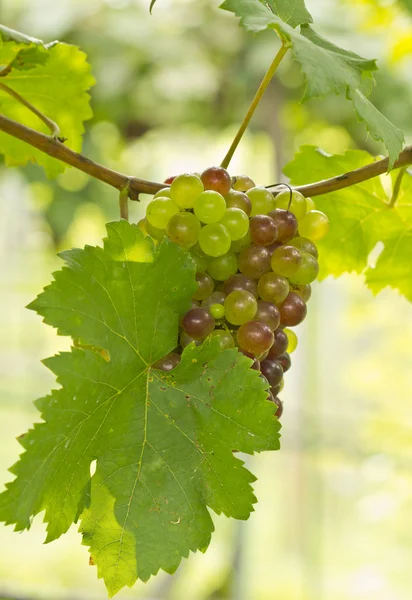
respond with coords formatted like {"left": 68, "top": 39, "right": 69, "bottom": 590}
{"left": 154, "top": 187, "right": 172, "bottom": 199}
{"left": 293, "top": 284, "right": 312, "bottom": 302}
{"left": 224, "top": 273, "right": 258, "bottom": 298}
{"left": 237, "top": 320, "right": 274, "bottom": 358}
{"left": 182, "top": 307, "right": 215, "bottom": 339}
{"left": 170, "top": 173, "right": 204, "bottom": 208}
{"left": 224, "top": 290, "right": 257, "bottom": 325}
{"left": 210, "top": 329, "right": 235, "bottom": 350}
{"left": 207, "top": 252, "right": 238, "bottom": 281}
{"left": 201, "top": 166, "right": 232, "bottom": 196}
{"left": 284, "top": 328, "right": 298, "bottom": 353}
{"left": 247, "top": 187, "right": 276, "bottom": 216}
{"left": 277, "top": 352, "right": 291, "bottom": 372}
{"left": 279, "top": 292, "right": 307, "bottom": 327}
{"left": 145, "top": 219, "right": 166, "bottom": 241}
{"left": 305, "top": 197, "right": 316, "bottom": 212}
{"left": 257, "top": 272, "right": 289, "bottom": 304}
{"left": 268, "top": 209, "right": 298, "bottom": 242}
{"left": 238, "top": 245, "right": 271, "bottom": 279}
{"left": 289, "top": 236, "right": 318, "bottom": 258}
{"left": 153, "top": 352, "right": 181, "bottom": 371}
{"left": 232, "top": 175, "right": 255, "bottom": 192}
{"left": 275, "top": 189, "right": 307, "bottom": 220}
{"left": 289, "top": 251, "right": 319, "bottom": 285}
{"left": 298, "top": 210, "right": 329, "bottom": 241}
{"left": 146, "top": 197, "right": 179, "bottom": 229}
{"left": 271, "top": 245, "right": 302, "bottom": 277}
{"left": 260, "top": 358, "right": 284, "bottom": 387}
{"left": 230, "top": 230, "right": 251, "bottom": 253}
{"left": 193, "top": 272, "right": 214, "bottom": 301}
{"left": 198, "top": 223, "right": 231, "bottom": 257}
{"left": 225, "top": 189, "right": 252, "bottom": 216}
{"left": 201, "top": 291, "right": 226, "bottom": 308}
{"left": 194, "top": 190, "right": 227, "bottom": 224}
{"left": 249, "top": 214, "right": 278, "bottom": 246}
{"left": 167, "top": 212, "right": 201, "bottom": 248}
{"left": 268, "top": 329, "right": 288, "bottom": 358}
{"left": 220, "top": 208, "right": 250, "bottom": 241}
{"left": 210, "top": 303, "right": 225, "bottom": 320}
{"left": 255, "top": 300, "right": 280, "bottom": 331}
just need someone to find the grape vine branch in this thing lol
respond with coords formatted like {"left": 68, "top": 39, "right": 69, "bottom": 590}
{"left": 0, "top": 112, "right": 411, "bottom": 202}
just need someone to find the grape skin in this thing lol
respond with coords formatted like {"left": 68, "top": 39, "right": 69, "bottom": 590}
{"left": 237, "top": 320, "right": 274, "bottom": 358}
{"left": 201, "top": 166, "right": 232, "bottom": 196}
{"left": 223, "top": 274, "right": 258, "bottom": 298}
{"left": 224, "top": 290, "right": 257, "bottom": 326}
{"left": 182, "top": 308, "right": 215, "bottom": 339}
{"left": 279, "top": 292, "right": 307, "bottom": 327}
{"left": 153, "top": 352, "right": 181, "bottom": 372}
{"left": 238, "top": 245, "right": 271, "bottom": 279}
{"left": 249, "top": 214, "right": 278, "bottom": 246}
{"left": 225, "top": 190, "right": 252, "bottom": 215}
{"left": 193, "top": 272, "right": 214, "bottom": 301}
{"left": 199, "top": 223, "right": 232, "bottom": 257}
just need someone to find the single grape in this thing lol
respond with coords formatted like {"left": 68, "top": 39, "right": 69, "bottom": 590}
{"left": 232, "top": 175, "right": 256, "bottom": 192}
{"left": 237, "top": 320, "right": 274, "bottom": 358}
{"left": 194, "top": 190, "right": 227, "bottom": 224}
{"left": 249, "top": 214, "right": 278, "bottom": 246}
{"left": 268, "top": 329, "right": 288, "bottom": 358}
{"left": 277, "top": 352, "right": 291, "bottom": 372}
{"left": 293, "top": 284, "right": 312, "bottom": 302}
{"left": 170, "top": 173, "right": 204, "bottom": 209}
{"left": 268, "top": 209, "right": 298, "bottom": 242}
{"left": 257, "top": 272, "right": 289, "bottom": 304}
{"left": 210, "top": 329, "right": 235, "bottom": 350}
{"left": 289, "top": 251, "right": 319, "bottom": 285}
{"left": 182, "top": 307, "right": 215, "bottom": 339}
{"left": 201, "top": 166, "right": 232, "bottom": 196}
{"left": 199, "top": 223, "right": 231, "bottom": 257}
{"left": 154, "top": 187, "right": 172, "bottom": 199}
{"left": 247, "top": 187, "right": 276, "bottom": 216}
{"left": 167, "top": 212, "right": 201, "bottom": 248}
{"left": 145, "top": 219, "right": 166, "bottom": 241}
{"left": 207, "top": 252, "right": 238, "bottom": 281}
{"left": 201, "top": 291, "right": 226, "bottom": 308}
{"left": 238, "top": 245, "right": 271, "bottom": 279}
{"left": 298, "top": 210, "right": 329, "bottom": 240}
{"left": 260, "top": 358, "right": 284, "bottom": 387}
{"left": 305, "top": 197, "right": 316, "bottom": 212}
{"left": 146, "top": 197, "right": 179, "bottom": 229}
{"left": 275, "top": 189, "right": 307, "bottom": 220}
{"left": 238, "top": 348, "right": 260, "bottom": 370}
{"left": 284, "top": 328, "right": 298, "bottom": 353}
{"left": 289, "top": 236, "right": 318, "bottom": 258}
{"left": 153, "top": 352, "right": 181, "bottom": 372}
{"left": 225, "top": 189, "right": 252, "bottom": 216}
{"left": 193, "top": 272, "right": 214, "bottom": 301}
{"left": 180, "top": 330, "right": 202, "bottom": 348}
{"left": 279, "top": 292, "right": 307, "bottom": 327}
{"left": 255, "top": 300, "right": 280, "bottom": 331}
{"left": 230, "top": 230, "right": 251, "bottom": 253}
{"left": 224, "top": 290, "right": 258, "bottom": 326}
{"left": 270, "top": 245, "right": 302, "bottom": 277}
{"left": 224, "top": 274, "right": 258, "bottom": 298}
{"left": 210, "top": 303, "right": 225, "bottom": 320}
{"left": 220, "top": 208, "right": 250, "bottom": 241}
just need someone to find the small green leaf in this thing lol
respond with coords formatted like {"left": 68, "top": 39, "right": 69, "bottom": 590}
{"left": 284, "top": 146, "right": 412, "bottom": 301}
{"left": 0, "top": 221, "right": 280, "bottom": 595}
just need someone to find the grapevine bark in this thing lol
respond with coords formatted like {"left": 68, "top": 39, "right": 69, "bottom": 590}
{"left": 0, "top": 113, "right": 411, "bottom": 200}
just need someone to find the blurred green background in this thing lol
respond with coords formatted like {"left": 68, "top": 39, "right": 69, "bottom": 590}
{"left": 1, "top": 0, "right": 412, "bottom": 598}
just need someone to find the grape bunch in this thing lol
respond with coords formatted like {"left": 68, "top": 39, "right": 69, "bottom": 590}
{"left": 141, "top": 166, "right": 329, "bottom": 419}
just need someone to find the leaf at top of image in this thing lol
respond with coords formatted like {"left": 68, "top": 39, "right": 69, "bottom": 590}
{"left": 0, "top": 221, "right": 280, "bottom": 596}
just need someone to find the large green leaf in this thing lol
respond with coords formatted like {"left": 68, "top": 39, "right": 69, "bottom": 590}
{"left": 0, "top": 221, "right": 280, "bottom": 596}
{"left": 220, "top": 0, "right": 404, "bottom": 166}
{"left": 0, "top": 26, "right": 94, "bottom": 177}
{"left": 264, "top": 0, "right": 313, "bottom": 28}
{"left": 284, "top": 146, "right": 412, "bottom": 301}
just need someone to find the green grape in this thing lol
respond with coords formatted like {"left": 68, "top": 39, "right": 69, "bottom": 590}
{"left": 275, "top": 189, "right": 307, "bottom": 220}
{"left": 257, "top": 272, "right": 289, "bottom": 303}
{"left": 199, "top": 223, "right": 231, "bottom": 257}
{"left": 145, "top": 219, "right": 166, "bottom": 241}
{"left": 166, "top": 212, "right": 201, "bottom": 248}
{"left": 232, "top": 175, "right": 256, "bottom": 192}
{"left": 289, "top": 251, "right": 319, "bottom": 285}
{"left": 230, "top": 230, "right": 251, "bottom": 253}
{"left": 246, "top": 187, "right": 276, "bottom": 216}
{"left": 298, "top": 210, "right": 330, "bottom": 241}
{"left": 270, "top": 245, "right": 302, "bottom": 277}
{"left": 190, "top": 251, "right": 208, "bottom": 272}
{"left": 224, "top": 290, "right": 257, "bottom": 326}
{"left": 170, "top": 173, "right": 204, "bottom": 208}
{"left": 289, "top": 236, "right": 318, "bottom": 258}
{"left": 305, "top": 197, "right": 316, "bottom": 212}
{"left": 154, "top": 187, "right": 172, "bottom": 199}
{"left": 219, "top": 208, "right": 250, "bottom": 241}
{"left": 146, "top": 197, "right": 180, "bottom": 229}
{"left": 225, "top": 189, "right": 252, "bottom": 215}
{"left": 210, "top": 303, "right": 225, "bottom": 319}
{"left": 193, "top": 272, "right": 214, "bottom": 301}
{"left": 207, "top": 252, "right": 238, "bottom": 281}
{"left": 194, "top": 190, "right": 227, "bottom": 224}
{"left": 284, "top": 328, "right": 298, "bottom": 353}
{"left": 293, "top": 284, "right": 311, "bottom": 302}
{"left": 210, "top": 329, "right": 235, "bottom": 350}
{"left": 201, "top": 291, "right": 226, "bottom": 308}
